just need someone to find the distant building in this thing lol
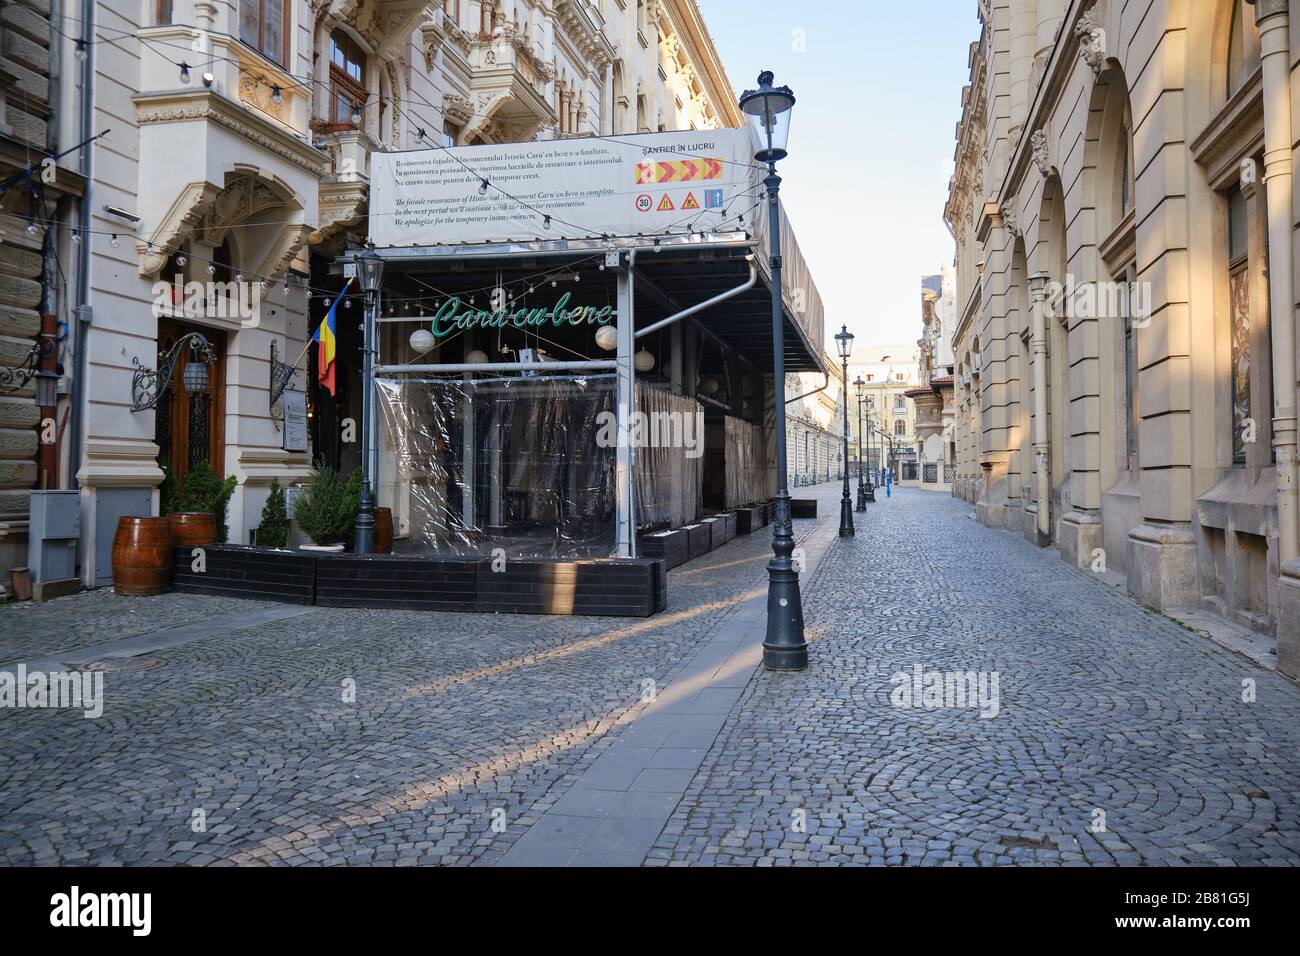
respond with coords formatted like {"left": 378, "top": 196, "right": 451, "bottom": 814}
{"left": 846, "top": 346, "right": 920, "bottom": 479}
{"left": 909, "top": 269, "right": 957, "bottom": 491}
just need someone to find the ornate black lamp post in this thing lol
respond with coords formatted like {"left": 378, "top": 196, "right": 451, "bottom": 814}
{"left": 853, "top": 376, "right": 867, "bottom": 511}
{"left": 740, "top": 71, "right": 805, "bottom": 671}
{"left": 864, "top": 400, "right": 877, "bottom": 503}
{"left": 835, "top": 326, "right": 855, "bottom": 537}
{"left": 353, "top": 245, "right": 384, "bottom": 555}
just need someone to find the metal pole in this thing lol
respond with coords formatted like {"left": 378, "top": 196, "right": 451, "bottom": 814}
{"left": 615, "top": 252, "right": 636, "bottom": 558}
{"left": 838, "top": 355, "right": 854, "bottom": 537}
{"left": 354, "top": 287, "right": 377, "bottom": 554}
{"left": 855, "top": 396, "right": 866, "bottom": 511}
{"left": 865, "top": 406, "right": 877, "bottom": 502}
{"left": 762, "top": 169, "right": 806, "bottom": 671}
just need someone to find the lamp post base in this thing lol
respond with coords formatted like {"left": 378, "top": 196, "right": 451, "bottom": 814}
{"left": 839, "top": 496, "right": 855, "bottom": 536}
{"left": 354, "top": 480, "right": 375, "bottom": 555}
{"left": 866, "top": 482, "right": 877, "bottom": 504}
{"left": 764, "top": 493, "right": 807, "bottom": 671}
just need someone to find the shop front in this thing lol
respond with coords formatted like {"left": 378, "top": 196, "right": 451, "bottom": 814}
{"left": 357, "top": 129, "right": 825, "bottom": 571}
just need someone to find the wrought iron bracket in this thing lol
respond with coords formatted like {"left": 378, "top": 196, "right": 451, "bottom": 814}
{"left": 130, "top": 331, "right": 214, "bottom": 412}
{"left": 269, "top": 339, "right": 299, "bottom": 430}
{"left": 0, "top": 337, "right": 57, "bottom": 393}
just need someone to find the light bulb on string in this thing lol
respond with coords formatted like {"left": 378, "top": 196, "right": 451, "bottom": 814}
{"left": 207, "top": 264, "right": 216, "bottom": 275}
{"left": 176, "top": 254, "right": 187, "bottom": 266}
{"left": 75, "top": 40, "right": 88, "bottom": 62}
{"left": 479, "top": 179, "right": 489, "bottom": 196}
{"left": 271, "top": 85, "right": 282, "bottom": 105}
{"left": 543, "top": 215, "right": 552, "bottom": 230}
{"left": 71, "top": 231, "right": 81, "bottom": 245}
{"left": 180, "top": 62, "right": 191, "bottom": 83}
{"left": 110, "top": 234, "right": 120, "bottom": 248}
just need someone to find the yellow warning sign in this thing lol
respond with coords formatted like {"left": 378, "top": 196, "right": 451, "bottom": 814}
{"left": 657, "top": 194, "right": 675, "bottom": 211}
{"left": 681, "top": 192, "right": 701, "bottom": 211}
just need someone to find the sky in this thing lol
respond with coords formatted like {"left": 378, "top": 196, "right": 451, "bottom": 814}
{"left": 696, "top": 0, "right": 980, "bottom": 354}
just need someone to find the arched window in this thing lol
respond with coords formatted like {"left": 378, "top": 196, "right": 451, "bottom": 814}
{"left": 329, "top": 31, "right": 367, "bottom": 126}
{"left": 1227, "top": 0, "right": 1262, "bottom": 97}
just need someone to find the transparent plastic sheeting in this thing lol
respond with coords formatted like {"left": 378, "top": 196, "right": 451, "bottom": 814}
{"left": 634, "top": 382, "right": 703, "bottom": 531}
{"left": 374, "top": 375, "right": 704, "bottom": 558}
{"left": 724, "top": 414, "right": 768, "bottom": 509}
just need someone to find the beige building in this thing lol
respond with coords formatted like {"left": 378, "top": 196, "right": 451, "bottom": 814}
{"left": 785, "top": 362, "right": 846, "bottom": 489}
{"left": 25, "top": 0, "right": 741, "bottom": 588}
{"left": 847, "top": 345, "right": 919, "bottom": 478}
{"left": 945, "top": 0, "right": 1300, "bottom": 677}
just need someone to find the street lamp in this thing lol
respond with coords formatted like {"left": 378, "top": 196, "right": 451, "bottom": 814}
{"left": 864, "top": 401, "right": 877, "bottom": 503}
{"left": 835, "top": 326, "right": 855, "bottom": 537}
{"left": 853, "top": 376, "right": 867, "bottom": 512}
{"left": 353, "top": 244, "right": 384, "bottom": 555}
{"left": 740, "top": 70, "right": 804, "bottom": 671}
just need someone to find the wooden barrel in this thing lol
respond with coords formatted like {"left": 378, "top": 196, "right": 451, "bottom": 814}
{"left": 169, "top": 511, "right": 217, "bottom": 548}
{"left": 374, "top": 507, "right": 394, "bottom": 555}
{"left": 112, "top": 517, "right": 173, "bottom": 595}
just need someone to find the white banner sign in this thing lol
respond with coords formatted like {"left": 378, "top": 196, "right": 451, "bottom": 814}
{"left": 369, "top": 130, "right": 759, "bottom": 248}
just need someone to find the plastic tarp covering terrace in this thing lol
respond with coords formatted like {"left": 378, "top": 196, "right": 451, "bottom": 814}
{"left": 635, "top": 382, "right": 704, "bottom": 530}
{"left": 724, "top": 415, "right": 767, "bottom": 508}
{"left": 375, "top": 375, "right": 617, "bottom": 558}
{"left": 375, "top": 375, "right": 708, "bottom": 557}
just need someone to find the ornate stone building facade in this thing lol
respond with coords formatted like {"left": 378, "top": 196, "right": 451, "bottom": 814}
{"left": 24, "top": 0, "right": 741, "bottom": 589}
{"left": 945, "top": 0, "right": 1300, "bottom": 676}
{"left": 909, "top": 270, "right": 956, "bottom": 491}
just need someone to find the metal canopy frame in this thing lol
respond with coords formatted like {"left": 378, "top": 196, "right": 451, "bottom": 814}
{"left": 352, "top": 232, "right": 825, "bottom": 560}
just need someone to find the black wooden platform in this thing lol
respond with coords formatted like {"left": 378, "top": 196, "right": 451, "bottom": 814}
{"left": 170, "top": 546, "right": 665, "bottom": 618}
{"left": 791, "top": 498, "right": 818, "bottom": 519}
{"left": 171, "top": 545, "right": 315, "bottom": 605}
{"left": 316, "top": 555, "right": 477, "bottom": 612}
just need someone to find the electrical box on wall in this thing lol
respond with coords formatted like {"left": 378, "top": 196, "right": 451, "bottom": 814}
{"left": 28, "top": 490, "right": 80, "bottom": 583}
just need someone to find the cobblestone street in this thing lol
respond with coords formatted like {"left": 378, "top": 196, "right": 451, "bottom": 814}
{"left": 1, "top": 483, "right": 1297, "bottom": 866}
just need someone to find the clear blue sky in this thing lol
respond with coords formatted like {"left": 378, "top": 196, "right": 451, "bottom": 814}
{"left": 696, "top": 0, "right": 980, "bottom": 353}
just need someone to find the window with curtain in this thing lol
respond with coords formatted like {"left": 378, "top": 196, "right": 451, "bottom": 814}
{"left": 894, "top": 420, "right": 906, "bottom": 437}
{"left": 329, "top": 31, "right": 367, "bottom": 126}
{"left": 239, "top": 0, "right": 287, "bottom": 67}
{"left": 156, "top": 0, "right": 173, "bottom": 25}
{"left": 1227, "top": 186, "right": 1251, "bottom": 464}
{"left": 1227, "top": 0, "right": 1262, "bottom": 97}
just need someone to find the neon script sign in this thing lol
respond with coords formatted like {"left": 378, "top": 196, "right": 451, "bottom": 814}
{"left": 428, "top": 292, "right": 614, "bottom": 339}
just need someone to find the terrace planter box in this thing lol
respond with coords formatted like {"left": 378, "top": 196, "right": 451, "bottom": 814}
{"left": 475, "top": 559, "right": 664, "bottom": 617}
{"left": 791, "top": 498, "right": 818, "bottom": 519}
{"left": 639, "top": 528, "right": 689, "bottom": 570}
{"left": 171, "top": 545, "right": 315, "bottom": 605}
{"left": 734, "top": 505, "right": 765, "bottom": 535}
{"left": 705, "top": 512, "right": 737, "bottom": 546}
{"left": 315, "top": 555, "right": 478, "bottom": 612}
{"left": 681, "top": 523, "right": 712, "bottom": 561}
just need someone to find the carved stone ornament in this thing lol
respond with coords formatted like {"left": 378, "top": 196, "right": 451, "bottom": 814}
{"left": 1000, "top": 200, "right": 1021, "bottom": 238}
{"left": 1075, "top": 8, "right": 1107, "bottom": 76}
{"left": 1030, "top": 129, "right": 1050, "bottom": 177}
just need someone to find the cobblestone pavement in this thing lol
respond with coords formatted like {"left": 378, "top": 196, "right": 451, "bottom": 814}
{"left": 0, "top": 497, "right": 830, "bottom": 866}
{"left": 649, "top": 488, "right": 1300, "bottom": 866}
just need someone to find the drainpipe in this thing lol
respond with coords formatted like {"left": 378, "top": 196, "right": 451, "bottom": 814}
{"left": 1028, "top": 273, "right": 1051, "bottom": 543}
{"left": 1251, "top": 0, "right": 1298, "bottom": 567}
{"left": 67, "top": 0, "right": 96, "bottom": 493}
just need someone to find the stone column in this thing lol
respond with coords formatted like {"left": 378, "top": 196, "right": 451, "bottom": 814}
{"left": 1028, "top": 273, "right": 1052, "bottom": 545}
{"left": 1253, "top": 0, "right": 1300, "bottom": 677}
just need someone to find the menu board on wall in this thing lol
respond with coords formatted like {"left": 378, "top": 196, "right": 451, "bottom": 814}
{"left": 281, "top": 390, "right": 308, "bottom": 453}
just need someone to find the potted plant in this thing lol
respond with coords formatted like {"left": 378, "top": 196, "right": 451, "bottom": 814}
{"left": 255, "top": 478, "right": 290, "bottom": 549}
{"left": 165, "top": 460, "right": 238, "bottom": 545}
{"left": 292, "top": 465, "right": 360, "bottom": 552}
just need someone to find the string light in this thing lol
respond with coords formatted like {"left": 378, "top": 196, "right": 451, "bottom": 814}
{"left": 75, "top": 40, "right": 88, "bottom": 62}
{"left": 479, "top": 179, "right": 489, "bottom": 196}
{"left": 271, "top": 85, "right": 282, "bottom": 104}
{"left": 179, "top": 62, "right": 190, "bottom": 83}
{"left": 110, "top": 234, "right": 120, "bottom": 248}
{"left": 543, "top": 215, "right": 552, "bottom": 230}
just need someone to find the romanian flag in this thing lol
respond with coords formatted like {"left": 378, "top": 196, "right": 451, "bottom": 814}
{"left": 311, "top": 277, "right": 352, "bottom": 397}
